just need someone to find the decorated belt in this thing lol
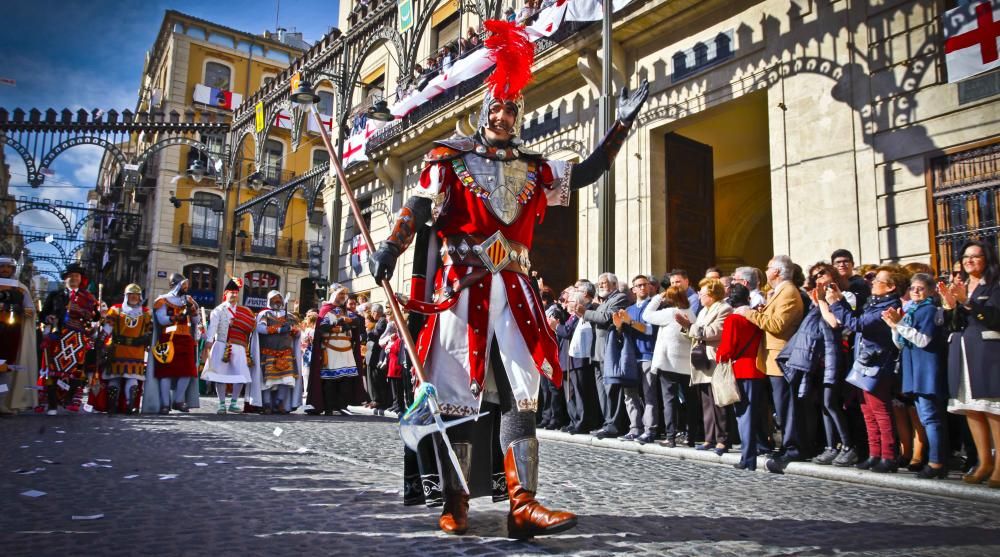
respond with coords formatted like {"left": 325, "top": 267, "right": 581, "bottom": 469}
{"left": 442, "top": 231, "right": 530, "bottom": 275}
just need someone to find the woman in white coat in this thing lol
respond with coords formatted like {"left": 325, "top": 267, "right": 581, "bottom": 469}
{"left": 679, "top": 279, "right": 732, "bottom": 455}
{"left": 642, "top": 285, "right": 697, "bottom": 448}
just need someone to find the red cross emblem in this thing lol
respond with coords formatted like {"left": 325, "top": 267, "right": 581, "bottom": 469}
{"left": 946, "top": 1, "right": 1000, "bottom": 64}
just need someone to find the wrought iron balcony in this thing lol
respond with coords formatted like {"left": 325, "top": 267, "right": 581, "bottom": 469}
{"left": 366, "top": 19, "right": 596, "bottom": 154}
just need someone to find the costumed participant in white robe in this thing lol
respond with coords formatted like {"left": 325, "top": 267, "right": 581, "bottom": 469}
{"left": 201, "top": 277, "right": 261, "bottom": 414}
{"left": 368, "top": 20, "right": 648, "bottom": 538}
{"left": 255, "top": 290, "right": 302, "bottom": 414}
{"left": 144, "top": 273, "right": 202, "bottom": 414}
{"left": 0, "top": 255, "right": 38, "bottom": 414}
{"left": 99, "top": 284, "right": 152, "bottom": 414}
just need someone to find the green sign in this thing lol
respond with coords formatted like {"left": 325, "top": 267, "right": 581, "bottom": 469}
{"left": 398, "top": 0, "right": 413, "bottom": 33}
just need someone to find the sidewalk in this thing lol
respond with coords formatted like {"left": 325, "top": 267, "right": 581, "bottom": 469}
{"left": 349, "top": 405, "right": 1000, "bottom": 506}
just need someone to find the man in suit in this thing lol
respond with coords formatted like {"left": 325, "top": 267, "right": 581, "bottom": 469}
{"left": 577, "top": 273, "right": 629, "bottom": 438}
{"left": 734, "top": 255, "right": 805, "bottom": 472}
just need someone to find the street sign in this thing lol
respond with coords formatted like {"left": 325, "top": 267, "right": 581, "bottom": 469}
{"left": 398, "top": 0, "right": 414, "bottom": 33}
{"left": 157, "top": 271, "right": 167, "bottom": 278}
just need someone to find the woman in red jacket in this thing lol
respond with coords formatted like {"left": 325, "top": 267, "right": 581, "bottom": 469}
{"left": 717, "top": 284, "right": 765, "bottom": 471}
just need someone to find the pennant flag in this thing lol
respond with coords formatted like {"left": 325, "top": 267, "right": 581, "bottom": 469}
{"left": 193, "top": 84, "right": 243, "bottom": 110}
{"left": 350, "top": 235, "right": 369, "bottom": 276}
{"left": 943, "top": 0, "right": 1000, "bottom": 83}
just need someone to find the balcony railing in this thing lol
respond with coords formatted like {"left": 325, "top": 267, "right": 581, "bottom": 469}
{"left": 178, "top": 225, "right": 309, "bottom": 265}
{"left": 366, "top": 20, "right": 597, "bottom": 154}
{"left": 178, "top": 223, "right": 219, "bottom": 249}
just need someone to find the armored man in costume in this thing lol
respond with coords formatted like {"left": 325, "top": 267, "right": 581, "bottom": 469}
{"left": 41, "top": 262, "right": 99, "bottom": 415}
{"left": 0, "top": 255, "right": 38, "bottom": 414}
{"left": 202, "top": 277, "right": 261, "bottom": 414}
{"left": 256, "top": 290, "right": 302, "bottom": 414}
{"left": 369, "top": 20, "right": 648, "bottom": 538}
{"left": 144, "top": 273, "right": 202, "bottom": 414}
{"left": 100, "top": 284, "right": 152, "bottom": 414}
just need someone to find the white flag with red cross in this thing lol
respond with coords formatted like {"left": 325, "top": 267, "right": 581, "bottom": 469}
{"left": 943, "top": 0, "right": 1000, "bottom": 83}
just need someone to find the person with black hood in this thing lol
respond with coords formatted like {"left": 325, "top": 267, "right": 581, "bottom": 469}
{"left": 822, "top": 266, "right": 905, "bottom": 473}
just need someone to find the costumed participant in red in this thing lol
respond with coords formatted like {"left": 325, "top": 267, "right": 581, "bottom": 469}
{"left": 306, "top": 285, "right": 366, "bottom": 416}
{"left": 40, "top": 262, "right": 99, "bottom": 415}
{"left": 369, "top": 20, "right": 648, "bottom": 538}
{"left": 0, "top": 254, "right": 38, "bottom": 415}
{"left": 256, "top": 290, "right": 303, "bottom": 414}
{"left": 144, "top": 273, "right": 202, "bottom": 414}
{"left": 201, "top": 277, "right": 261, "bottom": 414}
{"left": 97, "top": 284, "right": 152, "bottom": 414}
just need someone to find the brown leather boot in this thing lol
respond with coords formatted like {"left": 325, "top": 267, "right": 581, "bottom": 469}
{"left": 438, "top": 490, "right": 470, "bottom": 534}
{"left": 504, "top": 438, "right": 577, "bottom": 539}
{"left": 439, "top": 441, "right": 473, "bottom": 535}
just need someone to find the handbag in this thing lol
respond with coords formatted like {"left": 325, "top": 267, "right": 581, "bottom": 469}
{"left": 845, "top": 359, "right": 881, "bottom": 392}
{"left": 690, "top": 339, "right": 711, "bottom": 371}
{"left": 153, "top": 330, "right": 175, "bottom": 365}
{"left": 712, "top": 332, "right": 759, "bottom": 407}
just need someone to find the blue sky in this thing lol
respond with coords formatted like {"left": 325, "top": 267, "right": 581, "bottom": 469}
{"left": 1, "top": 0, "right": 339, "bottom": 261}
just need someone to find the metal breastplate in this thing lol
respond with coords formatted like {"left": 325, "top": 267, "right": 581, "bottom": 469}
{"left": 454, "top": 154, "right": 537, "bottom": 226}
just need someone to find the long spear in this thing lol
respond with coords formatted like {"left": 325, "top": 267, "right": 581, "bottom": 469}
{"left": 306, "top": 104, "right": 478, "bottom": 493}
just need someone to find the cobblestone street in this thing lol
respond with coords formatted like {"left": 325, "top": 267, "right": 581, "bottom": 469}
{"left": 3, "top": 403, "right": 1000, "bottom": 556}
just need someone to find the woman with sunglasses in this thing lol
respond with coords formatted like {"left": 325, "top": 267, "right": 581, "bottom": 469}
{"left": 939, "top": 240, "right": 1000, "bottom": 488}
{"left": 883, "top": 273, "right": 949, "bottom": 478}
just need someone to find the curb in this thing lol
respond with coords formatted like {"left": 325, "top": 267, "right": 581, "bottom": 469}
{"left": 346, "top": 405, "right": 1000, "bottom": 506}
{"left": 536, "top": 428, "right": 1000, "bottom": 506}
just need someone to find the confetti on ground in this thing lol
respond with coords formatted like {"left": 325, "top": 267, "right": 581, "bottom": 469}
{"left": 273, "top": 426, "right": 283, "bottom": 437}
{"left": 71, "top": 514, "right": 104, "bottom": 520}
{"left": 123, "top": 475, "right": 139, "bottom": 479}
{"left": 13, "top": 467, "right": 46, "bottom": 475}
{"left": 19, "top": 445, "right": 28, "bottom": 449}
{"left": 194, "top": 463, "right": 208, "bottom": 467}
{"left": 56, "top": 430, "right": 66, "bottom": 434}
{"left": 81, "top": 462, "right": 98, "bottom": 468}
{"left": 213, "top": 460, "right": 228, "bottom": 464}
{"left": 20, "top": 490, "right": 46, "bottom": 498}
{"left": 40, "top": 459, "right": 56, "bottom": 464}
{"left": 295, "top": 447, "right": 310, "bottom": 454}
{"left": 158, "top": 474, "right": 178, "bottom": 480}
{"left": 95, "top": 459, "right": 112, "bottom": 463}
{"left": 54, "top": 440, "right": 64, "bottom": 444}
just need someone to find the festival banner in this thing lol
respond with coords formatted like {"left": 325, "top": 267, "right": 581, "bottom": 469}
{"left": 943, "top": 0, "right": 1000, "bottom": 83}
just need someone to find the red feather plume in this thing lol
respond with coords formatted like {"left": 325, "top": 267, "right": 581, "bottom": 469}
{"left": 483, "top": 19, "right": 534, "bottom": 101}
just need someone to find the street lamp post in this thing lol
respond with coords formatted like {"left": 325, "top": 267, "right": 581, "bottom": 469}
{"left": 597, "top": 1, "right": 615, "bottom": 274}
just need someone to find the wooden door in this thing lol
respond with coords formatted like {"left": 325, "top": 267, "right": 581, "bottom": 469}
{"left": 531, "top": 193, "right": 579, "bottom": 294}
{"left": 665, "top": 132, "right": 715, "bottom": 278}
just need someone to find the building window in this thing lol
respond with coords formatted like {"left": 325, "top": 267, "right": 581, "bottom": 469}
{"left": 205, "top": 61, "right": 231, "bottom": 90}
{"left": 190, "top": 192, "right": 221, "bottom": 247}
{"left": 930, "top": 141, "right": 1000, "bottom": 275}
{"left": 318, "top": 91, "right": 335, "bottom": 115}
{"left": 243, "top": 270, "right": 280, "bottom": 311}
{"left": 252, "top": 203, "right": 279, "bottom": 254}
{"left": 312, "top": 149, "right": 330, "bottom": 168}
{"left": 183, "top": 263, "right": 217, "bottom": 307}
{"left": 263, "top": 139, "right": 283, "bottom": 183}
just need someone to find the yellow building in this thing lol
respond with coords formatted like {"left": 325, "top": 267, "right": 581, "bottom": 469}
{"left": 129, "top": 11, "right": 323, "bottom": 309}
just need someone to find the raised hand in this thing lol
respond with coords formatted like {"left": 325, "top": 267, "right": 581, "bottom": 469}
{"left": 617, "top": 79, "right": 650, "bottom": 123}
{"left": 369, "top": 243, "right": 401, "bottom": 282}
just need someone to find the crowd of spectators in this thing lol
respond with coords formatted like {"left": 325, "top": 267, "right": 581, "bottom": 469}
{"left": 527, "top": 242, "right": 1000, "bottom": 488}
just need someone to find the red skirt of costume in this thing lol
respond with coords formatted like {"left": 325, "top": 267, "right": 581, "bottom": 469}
{"left": 154, "top": 335, "right": 197, "bottom": 378}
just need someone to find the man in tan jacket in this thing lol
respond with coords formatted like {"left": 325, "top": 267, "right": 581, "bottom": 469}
{"left": 734, "top": 255, "right": 804, "bottom": 472}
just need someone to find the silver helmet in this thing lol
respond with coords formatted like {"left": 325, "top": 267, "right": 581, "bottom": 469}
{"left": 476, "top": 90, "right": 525, "bottom": 140}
